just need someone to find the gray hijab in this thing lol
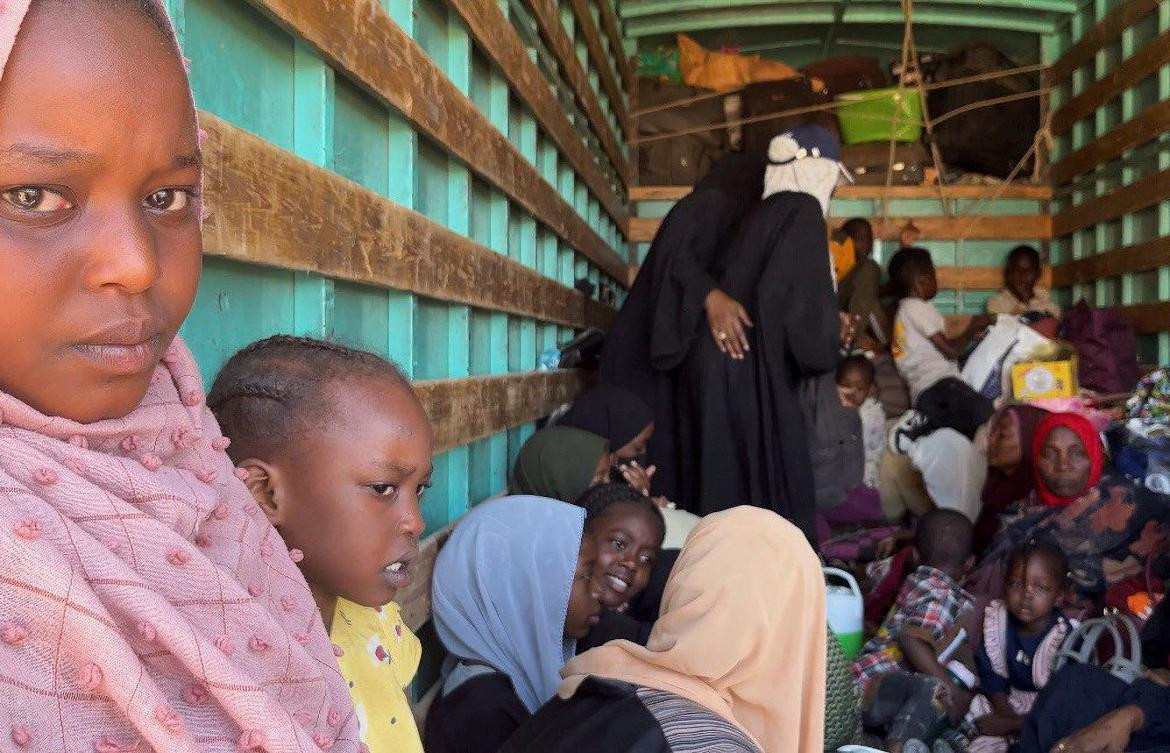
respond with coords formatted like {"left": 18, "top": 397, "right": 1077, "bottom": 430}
{"left": 431, "top": 495, "right": 585, "bottom": 712}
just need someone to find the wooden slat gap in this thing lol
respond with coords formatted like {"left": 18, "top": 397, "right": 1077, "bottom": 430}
{"left": 246, "top": 0, "right": 628, "bottom": 279}
{"left": 1048, "top": 0, "right": 1163, "bottom": 84}
{"left": 1051, "top": 28, "right": 1170, "bottom": 136}
{"left": 1051, "top": 235, "right": 1170, "bottom": 287}
{"left": 445, "top": 0, "right": 627, "bottom": 227}
{"left": 523, "top": 0, "right": 634, "bottom": 185}
{"left": 1052, "top": 167, "right": 1170, "bottom": 237}
{"left": 1050, "top": 99, "right": 1170, "bottom": 186}
{"left": 566, "top": 0, "right": 632, "bottom": 139}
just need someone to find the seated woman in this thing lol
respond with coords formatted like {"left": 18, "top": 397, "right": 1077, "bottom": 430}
{"left": 1019, "top": 596, "right": 1170, "bottom": 753}
{"left": 501, "top": 507, "right": 828, "bottom": 753}
{"left": 986, "top": 246, "right": 1061, "bottom": 319}
{"left": 975, "top": 405, "right": 1050, "bottom": 552}
{"left": 558, "top": 386, "right": 654, "bottom": 465}
{"left": 511, "top": 426, "right": 611, "bottom": 502}
{"left": 425, "top": 496, "right": 603, "bottom": 753}
{"left": 558, "top": 386, "right": 663, "bottom": 499}
{"left": 972, "top": 412, "right": 1168, "bottom": 600}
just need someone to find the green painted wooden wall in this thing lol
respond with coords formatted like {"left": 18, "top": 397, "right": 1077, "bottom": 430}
{"left": 1045, "top": 0, "right": 1170, "bottom": 364}
{"left": 170, "top": 0, "right": 628, "bottom": 536}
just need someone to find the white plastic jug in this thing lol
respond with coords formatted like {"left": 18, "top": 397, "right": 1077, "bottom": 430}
{"left": 825, "top": 567, "right": 864, "bottom": 659}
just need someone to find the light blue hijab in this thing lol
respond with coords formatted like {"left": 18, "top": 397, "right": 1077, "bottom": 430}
{"left": 431, "top": 495, "right": 585, "bottom": 712}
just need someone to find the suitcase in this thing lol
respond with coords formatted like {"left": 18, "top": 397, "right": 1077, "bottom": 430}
{"left": 739, "top": 78, "right": 837, "bottom": 160}
{"left": 841, "top": 141, "right": 932, "bottom": 185}
{"left": 802, "top": 55, "right": 888, "bottom": 97}
{"left": 637, "top": 77, "right": 729, "bottom": 185}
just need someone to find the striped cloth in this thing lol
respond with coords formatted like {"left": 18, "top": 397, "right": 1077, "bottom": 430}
{"left": 637, "top": 687, "right": 761, "bottom": 753}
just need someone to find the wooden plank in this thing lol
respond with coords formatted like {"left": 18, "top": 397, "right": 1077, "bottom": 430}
{"left": 1052, "top": 235, "right": 1170, "bottom": 287}
{"left": 1050, "top": 99, "right": 1170, "bottom": 186}
{"left": 1121, "top": 301, "right": 1170, "bottom": 335}
{"left": 936, "top": 265, "right": 1052, "bottom": 290}
{"left": 445, "top": 0, "right": 627, "bottom": 227}
{"left": 1052, "top": 168, "right": 1170, "bottom": 236}
{"left": 523, "top": 0, "right": 633, "bottom": 185}
{"left": 630, "top": 184, "right": 1054, "bottom": 201}
{"left": 246, "top": 0, "right": 628, "bottom": 280}
{"left": 596, "top": 0, "right": 634, "bottom": 92}
{"left": 567, "top": 0, "right": 632, "bottom": 139}
{"left": 1048, "top": 0, "right": 1164, "bottom": 84}
{"left": 1052, "top": 29, "right": 1170, "bottom": 135}
{"left": 201, "top": 112, "right": 616, "bottom": 331}
{"left": 627, "top": 213, "right": 1053, "bottom": 242}
{"left": 416, "top": 370, "right": 586, "bottom": 453}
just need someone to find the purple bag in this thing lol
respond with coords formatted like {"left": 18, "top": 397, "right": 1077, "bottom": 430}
{"left": 1063, "top": 299, "right": 1141, "bottom": 394}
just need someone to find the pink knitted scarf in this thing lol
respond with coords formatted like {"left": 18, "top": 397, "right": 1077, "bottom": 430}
{"left": 0, "top": 3, "right": 359, "bottom": 750}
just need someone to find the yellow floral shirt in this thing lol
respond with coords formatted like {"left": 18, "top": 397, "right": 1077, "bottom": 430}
{"left": 331, "top": 599, "right": 424, "bottom": 753}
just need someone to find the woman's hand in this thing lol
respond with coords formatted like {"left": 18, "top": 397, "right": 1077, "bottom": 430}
{"left": 619, "top": 461, "right": 655, "bottom": 497}
{"left": 1052, "top": 705, "right": 1144, "bottom": 753}
{"left": 705, "top": 288, "right": 753, "bottom": 360}
{"left": 839, "top": 312, "right": 859, "bottom": 347}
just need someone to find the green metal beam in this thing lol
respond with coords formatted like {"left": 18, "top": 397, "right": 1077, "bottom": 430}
{"left": 624, "top": 4, "right": 1060, "bottom": 37}
{"left": 620, "top": 0, "right": 1078, "bottom": 18}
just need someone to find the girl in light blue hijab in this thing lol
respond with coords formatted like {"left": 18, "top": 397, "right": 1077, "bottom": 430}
{"left": 425, "top": 496, "right": 602, "bottom": 753}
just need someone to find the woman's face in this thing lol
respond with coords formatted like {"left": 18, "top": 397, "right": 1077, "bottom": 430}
{"left": 988, "top": 410, "right": 1024, "bottom": 470}
{"left": 1036, "top": 426, "right": 1093, "bottom": 498}
{"left": 0, "top": 2, "right": 201, "bottom": 422}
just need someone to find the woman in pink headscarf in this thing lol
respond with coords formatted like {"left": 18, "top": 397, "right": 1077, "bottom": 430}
{"left": 0, "top": 2, "right": 358, "bottom": 750}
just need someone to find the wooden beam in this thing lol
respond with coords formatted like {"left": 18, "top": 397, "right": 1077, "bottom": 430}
{"left": 1121, "top": 301, "right": 1170, "bottom": 335}
{"left": 628, "top": 214, "right": 1052, "bottom": 243}
{"left": 567, "top": 0, "right": 632, "bottom": 140}
{"left": 416, "top": 370, "right": 586, "bottom": 453}
{"left": 1048, "top": 0, "right": 1164, "bottom": 84}
{"left": 936, "top": 265, "right": 1051, "bottom": 290}
{"left": 445, "top": 0, "right": 626, "bottom": 227}
{"left": 623, "top": 5, "right": 1060, "bottom": 36}
{"left": 201, "top": 113, "right": 615, "bottom": 331}
{"left": 246, "top": 0, "right": 628, "bottom": 280}
{"left": 1053, "top": 168, "right": 1170, "bottom": 236}
{"left": 621, "top": 0, "right": 1080, "bottom": 16}
{"left": 630, "top": 184, "right": 1054, "bottom": 202}
{"left": 1052, "top": 29, "right": 1170, "bottom": 135}
{"left": 523, "top": 0, "right": 633, "bottom": 186}
{"left": 1052, "top": 235, "right": 1170, "bottom": 287}
{"left": 596, "top": 0, "right": 634, "bottom": 92}
{"left": 1051, "top": 99, "right": 1170, "bottom": 186}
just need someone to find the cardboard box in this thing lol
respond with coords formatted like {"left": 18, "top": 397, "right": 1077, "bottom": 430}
{"left": 1011, "top": 359, "right": 1079, "bottom": 400}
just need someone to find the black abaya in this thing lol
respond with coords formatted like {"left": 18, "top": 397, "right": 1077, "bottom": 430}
{"left": 676, "top": 192, "right": 841, "bottom": 542}
{"left": 599, "top": 155, "right": 766, "bottom": 501}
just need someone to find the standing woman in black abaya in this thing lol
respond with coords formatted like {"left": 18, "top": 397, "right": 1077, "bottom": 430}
{"left": 677, "top": 126, "right": 852, "bottom": 542}
{"left": 598, "top": 154, "right": 767, "bottom": 502}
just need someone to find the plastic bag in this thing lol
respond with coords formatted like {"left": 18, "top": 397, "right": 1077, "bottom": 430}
{"left": 677, "top": 34, "right": 809, "bottom": 91}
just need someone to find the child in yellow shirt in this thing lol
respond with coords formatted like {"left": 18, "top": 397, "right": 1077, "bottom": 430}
{"left": 209, "top": 336, "right": 433, "bottom": 753}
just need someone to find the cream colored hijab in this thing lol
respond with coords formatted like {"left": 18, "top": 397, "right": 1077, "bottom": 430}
{"left": 559, "top": 506, "right": 827, "bottom": 753}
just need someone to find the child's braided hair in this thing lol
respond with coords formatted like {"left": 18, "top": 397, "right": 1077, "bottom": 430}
{"left": 208, "top": 335, "right": 413, "bottom": 464}
{"left": 575, "top": 482, "right": 665, "bottom": 540}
